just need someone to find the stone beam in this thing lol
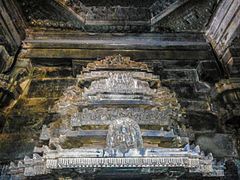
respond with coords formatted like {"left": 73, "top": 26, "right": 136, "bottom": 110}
{"left": 151, "top": 0, "right": 190, "bottom": 26}
{"left": 221, "top": 37, "right": 240, "bottom": 76}
{"left": 0, "top": 46, "right": 14, "bottom": 73}
{"left": 206, "top": 0, "right": 240, "bottom": 131}
{"left": 54, "top": 0, "right": 88, "bottom": 23}
{"left": 0, "top": 0, "right": 25, "bottom": 55}
{"left": 21, "top": 31, "right": 214, "bottom": 61}
{"left": 206, "top": 0, "right": 240, "bottom": 75}
{"left": 0, "top": 0, "right": 28, "bottom": 112}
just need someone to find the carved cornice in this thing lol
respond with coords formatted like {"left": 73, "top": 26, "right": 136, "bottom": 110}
{"left": 19, "top": 0, "right": 84, "bottom": 30}
{"left": 83, "top": 55, "right": 150, "bottom": 72}
{"left": 56, "top": 0, "right": 151, "bottom": 23}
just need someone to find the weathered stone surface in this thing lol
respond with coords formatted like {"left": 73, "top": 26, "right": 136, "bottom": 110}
{"left": 0, "top": 132, "right": 37, "bottom": 161}
{"left": 195, "top": 134, "right": 238, "bottom": 158}
{"left": 206, "top": 0, "right": 240, "bottom": 76}
{"left": 0, "top": 0, "right": 25, "bottom": 54}
{"left": 152, "top": 0, "right": 217, "bottom": 32}
{"left": 206, "top": 0, "right": 240, "bottom": 56}
{"left": 28, "top": 79, "right": 76, "bottom": 98}
{"left": 186, "top": 112, "right": 218, "bottom": 132}
{"left": 224, "top": 159, "right": 239, "bottom": 180}
{"left": 221, "top": 37, "right": 240, "bottom": 76}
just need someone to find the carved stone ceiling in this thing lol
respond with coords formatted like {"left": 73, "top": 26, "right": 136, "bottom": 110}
{"left": 18, "top": 0, "right": 218, "bottom": 33}
{"left": 80, "top": 0, "right": 158, "bottom": 7}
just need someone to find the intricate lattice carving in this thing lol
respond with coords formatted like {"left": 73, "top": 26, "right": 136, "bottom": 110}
{"left": 71, "top": 107, "right": 172, "bottom": 126}
{"left": 84, "top": 72, "right": 154, "bottom": 96}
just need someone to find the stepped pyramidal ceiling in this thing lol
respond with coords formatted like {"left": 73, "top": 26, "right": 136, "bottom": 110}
{"left": 8, "top": 55, "right": 224, "bottom": 178}
{"left": 0, "top": 0, "right": 240, "bottom": 179}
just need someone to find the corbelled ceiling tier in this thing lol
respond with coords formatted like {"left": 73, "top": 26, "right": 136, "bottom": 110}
{"left": 17, "top": 0, "right": 217, "bottom": 32}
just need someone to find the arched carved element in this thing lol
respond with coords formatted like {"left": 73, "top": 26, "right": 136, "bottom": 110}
{"left": 83, "top": 54, "right": 150, "bottom": 72}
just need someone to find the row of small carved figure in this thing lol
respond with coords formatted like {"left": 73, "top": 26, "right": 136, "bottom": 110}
{"left": 71, "top": 108, "right": 173, "bottom": 126}
{"left": 79, "top": 71, "right": 158, "bottom": 82}
{"left": 47, "top": 157, "right": 201, "bottom": 169}
{"left": 86, "top": 6, "right": 150, "bottom": 21}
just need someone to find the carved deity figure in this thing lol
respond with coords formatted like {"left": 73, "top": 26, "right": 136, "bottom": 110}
{"left": 106, "top": 118, "right": 143, "bottom": 155}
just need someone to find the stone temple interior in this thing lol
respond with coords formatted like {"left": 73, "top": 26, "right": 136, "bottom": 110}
{"left": 0, "top": 0, "right": 240, "bottom": 179}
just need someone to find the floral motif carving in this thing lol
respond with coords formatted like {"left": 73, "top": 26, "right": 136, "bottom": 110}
{"left": 84, "top": 54, "right": 150, "bottom": 72}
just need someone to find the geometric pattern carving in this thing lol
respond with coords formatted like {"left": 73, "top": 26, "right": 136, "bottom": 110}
{"left": 18, "top": 0, "right": 218, "bottom": 32}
